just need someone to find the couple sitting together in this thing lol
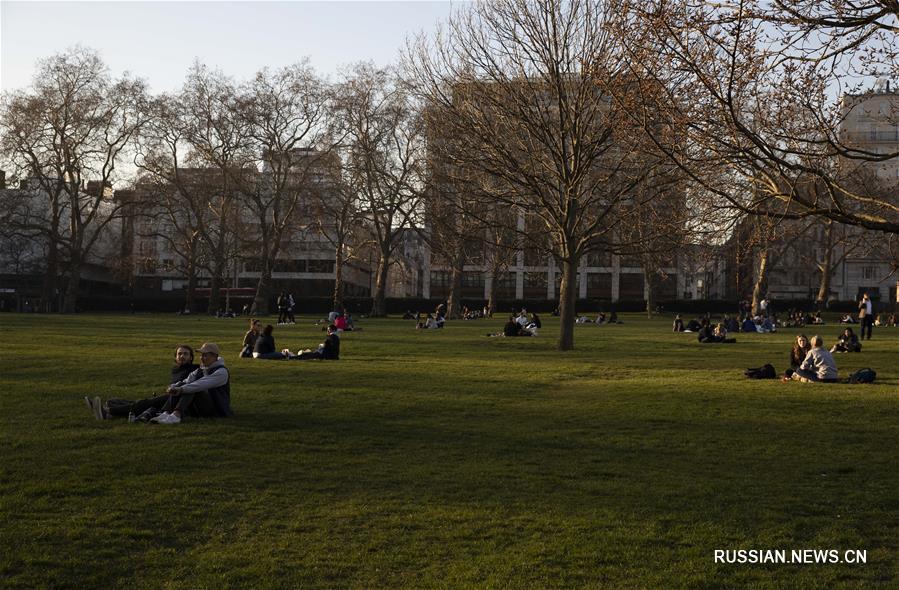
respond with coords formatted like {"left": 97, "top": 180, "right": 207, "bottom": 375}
{"left": 243, "top": 319, "right": 340, "bottom": 360}
{"left": 784, "top": 334, "right": 839, "bottom": 383}
{"left": 85, "top": 343, "right": 232, "bottom": 424}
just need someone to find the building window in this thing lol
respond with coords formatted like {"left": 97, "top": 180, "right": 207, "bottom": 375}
{"left": 430, "top": 270, "right": 450, "bottom": 288}
{"left": 524, "top": 271, "right": 546, "bottom": 288}
{"left": 462, "top": 271, "right": 484, "bottom": 288}
{"left": 307, "top": 259, "right": 334, "bottom": 273}
{"left": 863, "top": 266, "right": 875, "bottom": 280}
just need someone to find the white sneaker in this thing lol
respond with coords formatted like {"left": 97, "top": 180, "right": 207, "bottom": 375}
{"left": 158, "top": 413, "right": 181, "bottom": 425}
{"left": 92, "top": 396, "right": 105, "bottom": 420}
{"left": 150, "top": 411, "right": 170, "bottom": 423}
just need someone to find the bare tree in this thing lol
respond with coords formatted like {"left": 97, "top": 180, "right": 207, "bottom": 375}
{"left": 235, "top": 62, "right": 330, "bottom": 315}
{"left": 407, "top": 0, "right": 668, "bottom": 350}
{"left": 178, "top": 63, "right": 250, "bottom": 313}
{"left": 0, "top": 47, "right": 148, "bottom": 312}
{"left": 333, "top": 63, "right": 425, "bottom": 317}
{"left": 622, "top": 0, "right": 899, "bottom": 237}
{"left": 309, "top": 151, "right": 366, "bottom": 309}
{"left": 419, "top": 134, "right": 486, "bottom": 319}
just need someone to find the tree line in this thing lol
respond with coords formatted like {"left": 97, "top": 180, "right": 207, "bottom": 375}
{"left": 1, "top": 0, "right": 896, "bottom": 350}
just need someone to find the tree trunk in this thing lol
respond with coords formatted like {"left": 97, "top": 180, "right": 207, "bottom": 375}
{"left": 332, "top": 248, "right": 345, "bottom": 309}
{"left": 42, "top": 240, "right": 59, "bottom": 313}
{"left": 816, "top": 223, "right": 834, "bottom": 308}
{"left": 208, "top": 267, "right": 223, "bottom": 314}
{"left": 557, "top": 256, "right": 578, "bottom": 351}
{"left": 446, "top": 249, "right": 466, "bottom": 319}
{"left": 485, "top": 270, "right": 497, "bottom": 318}
{"left": 252, "top": 265, "right": 272, "bottom": 316}
{"left": 184, "top": 259, "right": 197, "bottom": 313}
{"left": 62, "top": 259, "right": 81, "bottom": 313}
{"left": 370, "top": 252, "right": 390, "bottom": 317}
{"left": 643, "top": 266, "right": 655, "bottom": 318}
{"left": 751, "top": 248, "right": 769, "bottom": 316}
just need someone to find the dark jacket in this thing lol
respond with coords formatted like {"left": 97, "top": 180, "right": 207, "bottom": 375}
{"left": 322, "top": 333, "right": 340, "bottom": 360}
{"left": 172, "top": 363, "right": 200, "bottom": 384}
{"left": 790, "top": 345, "right": 810, "bottom": 368}
{"left": 173, "top": 360, "right": 232, "bottom": 417}
{"left": 242, "top": 330, "right": 258, "bottom": 351}
{"left": 835, "top": 333, "right": 861, "bottom": 352}
{"left": 254, "top": 334, "right": 276, "bottom": 355}
{"left": 503, "top": 320, "right": 521, "bottom": 337}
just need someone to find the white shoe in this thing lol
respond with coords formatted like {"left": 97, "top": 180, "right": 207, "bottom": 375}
{"left": 84, "top": 396, "right": 98, "bottom": 419}
{"left": 92, "top": 396, "right": 105, "bottom": 420}
{"left": 157, "top": 413, "right": 181, "bottom": 425}
{"left": 150, "top": 411, "right": 170, "bottom": 423}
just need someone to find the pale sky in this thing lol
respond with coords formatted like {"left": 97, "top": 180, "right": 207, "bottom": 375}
{"left": 1, "top": 1, "right": 456, "bottom": 93}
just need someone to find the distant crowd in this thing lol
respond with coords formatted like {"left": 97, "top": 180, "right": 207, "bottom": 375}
{"left": 84, "top": 293, "right": 889, "bottom": 425}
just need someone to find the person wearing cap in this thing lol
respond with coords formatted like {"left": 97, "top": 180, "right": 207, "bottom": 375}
{"left": 153, "top": 342, "right": 232, "bottom": 424}
{"left": 86, "top": 344, "right": 200, "bottom": 421}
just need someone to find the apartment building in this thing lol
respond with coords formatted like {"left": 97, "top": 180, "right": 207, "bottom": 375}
{"left": 737, "top": 82, "right": 899, "bottom": 306}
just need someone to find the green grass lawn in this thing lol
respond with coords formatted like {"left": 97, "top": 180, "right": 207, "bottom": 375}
{"left": 0, "top": 312, "right": 897, "bottom": 588}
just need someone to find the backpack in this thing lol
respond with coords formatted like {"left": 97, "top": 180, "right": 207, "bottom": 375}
{"left": 745, "top": 364, "right": 777, "bottom": 379}
{"left": 849, "top": 368, "right": 876, "bottom": 384}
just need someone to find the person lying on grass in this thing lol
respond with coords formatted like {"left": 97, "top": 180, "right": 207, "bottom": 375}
{"left": 684, "top": 318, "right": 702, "bottom": 332}
{"left": 286, "top": 324, "right": 341, "bottom": 360}
{"left": 152, "top": 342, "right": 233, "bottom": 424}
{"left": 786, "top": 335, "right": 839, "bottom": 383}
{"left": 87, "top": 344, "right": 200, "bottom": 421}
{"left": 831, "top": 327, "right": 862, "bottom": 353}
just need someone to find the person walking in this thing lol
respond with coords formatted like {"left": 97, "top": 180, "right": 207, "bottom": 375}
{"left": 277, "top": 291, "right": 288, "bottom": 325}
{"left": 286, "top": 292, "right": 296, "bottom": 324}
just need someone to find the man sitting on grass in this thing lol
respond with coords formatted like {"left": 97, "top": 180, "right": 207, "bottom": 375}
{"left": 152, "top": 342, "right": 233, "bottom": 424}
{"left": 288, "top": 325, "right": 340, "bottom": 360}
{"left": 789, "top": 335, "right": 839, "bottom": 383}
{"left": 87, "top": 344, "right": 199, "bottom": 421}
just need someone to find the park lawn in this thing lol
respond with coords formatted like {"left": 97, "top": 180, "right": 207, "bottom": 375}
{"left": 0, "top": 312, "right": 897, "bottom": 588}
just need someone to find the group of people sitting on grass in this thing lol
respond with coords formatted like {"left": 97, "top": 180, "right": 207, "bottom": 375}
{"left": 875, "top": 313, "right": 897, "bottom": 327}
{"left": 313, "top": 306, "right": 359, "bottom": 331}
{"left": 85, "top": 342, "right": 233, "bottom": 425}
{"left": 415, "top": 303, "right": 448, "bottom": 329}
{"left": 575, "top": 311, "right": 620, "bottom": 324}
{"left": 696, "top": 319, "right": 737, "bottom": 343}
{"left": 460, "top": 306, "right": 490, "bottom": 320}
{"left": 487, "top": 308, "right": 542, "bottom": 337}
{"left": 674, "top": 313, "right": 775, "bottom": 334}
{"left": 415, "top": 313, "right": 445, "bottom": 330}
{"left": 241, "top": 318, "right": 340, "bottom": 360}
{"left": 778, "top": 309, "right": 825, "bottom": 328}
